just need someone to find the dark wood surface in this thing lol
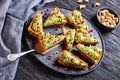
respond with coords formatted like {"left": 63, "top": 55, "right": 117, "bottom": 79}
{"left": 15, "top": 0, "right": 120, "bottom": 80}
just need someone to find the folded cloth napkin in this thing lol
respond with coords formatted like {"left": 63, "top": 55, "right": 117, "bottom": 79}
{"left": 0, "top": 0, "right": 54, "bottom": 80}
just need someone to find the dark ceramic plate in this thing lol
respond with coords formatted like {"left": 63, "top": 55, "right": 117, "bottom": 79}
{"left": 24, "top": 8, "right": 105, "bottom": 75}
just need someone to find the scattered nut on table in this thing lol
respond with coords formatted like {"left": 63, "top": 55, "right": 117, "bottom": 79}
{"left": 77, "top": 0, "right": 83, "bottom": 3}
{"left": 93, "top": 2, "right": 101, "bottom": 7}
{"left": 98, "top": 9, "right": 119, "bottom": 27}
{"left": 84, "top": 0, "right": 89, "bottom": 3}
{"left": 79, "top": 4, "right": 86, "bottom": 9}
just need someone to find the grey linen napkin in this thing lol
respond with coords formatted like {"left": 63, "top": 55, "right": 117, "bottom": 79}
{"left": 0, "top": 0, "right": 55, "bottom": 80}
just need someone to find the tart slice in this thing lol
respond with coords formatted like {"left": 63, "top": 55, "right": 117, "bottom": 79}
{"left": 76, "top": 44, "right": 102, "bottom": 64}
{"left": 58, "top": 50, "right": 88, "bottom": 69}
{"left": 62, "top": 27, "right": 75, "bottom": 51}
{"left": 75, "top": 29, "right": 100, "bottom": 45}
{"left": 44, "top": 7, "right": 67, "bottom": 27}
{"left": 66, "top": 10, "right": 88, "bottom": 33}
{"left": 34, "top": 33, "right": 65, "bottom": 54}
{"left": 28, "top": 11, "right": 43, "bottom": 37}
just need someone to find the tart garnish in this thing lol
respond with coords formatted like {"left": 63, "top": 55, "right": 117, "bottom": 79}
{"left": 44, "top": 7, "right": 67, "bottom": 27}
{"left": 75, "top": 29, "right": 100, "bottom": 45}
{"left": 66, "top": 10, "right": 88, "bottom": 33}
{"left": 62, "top": 27, "right": 75, "bottom": 51}
{"left": 28, "top": 11, "right": 43, "bottom": 37}
{"left": 76, "top": 44, "right": 102, "bottom": 64}
{"left": 34, "top": 33, "right": 65, "bottom": 54}
{"left": 58, "top": 50, "right": 88, "bottom": 69}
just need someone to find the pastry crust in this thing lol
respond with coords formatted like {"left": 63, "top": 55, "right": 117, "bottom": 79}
{"left": 43, "top": 7, "right": 67, "bottom": 27}
{"left": 66, "top": 17, "right": 87, "bottom": 29}
{"left": 58, "top": 50, "right": 88, "bottom": 69}
{"left": 34, "top": 34, "right": 65, "bottom": 54}
{"left": 28, "top": 11, "right": 43, "bottom": 38}
{"left": 62, "top": 27, "right": 75, "bottom": 51}
{"left": 34, "top": 37, "right": 46, "bottom": 53}
{"left": 75, "top": 29, "right": 100, "bottom": 45}
{"left": 76, "top": 44, "right": 102, "bottom": 64}
{"left": 66, "top": 10, "right": 88, "bottom": 30}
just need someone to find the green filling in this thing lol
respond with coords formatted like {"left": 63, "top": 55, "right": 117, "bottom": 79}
{"left": 67, "top": 10, "right": 82, "bottom": 23}
{"left": 44, "top": 10, "right": 66, "bottom": 27}
{"left": 62, "top": 28, "right": 75, "bottom": 50}
{"left": 32, "top": 14, "right": 43, "bottom": 33}
{"left": 73, "top": 59, "right": 80, "bottom": 65}
{"left": 62, "top": 50, "right": 86, "bottom": 67}
{"left": 76, "top": 44, "right": 102, "bottom": 60}
{"left": 41, "top": 33, "right": 64, "bottom": 48}
{"left": 67, "top": 10, "right": 88, "bottom": 33}
{"left": 63, "top": 51, "right": 72, "bottom": 62}
{"left": 75, "top": 32, "right": 99, "bottom": 44}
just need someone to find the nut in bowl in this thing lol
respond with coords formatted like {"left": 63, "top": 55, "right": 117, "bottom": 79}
{"left": 96, "top": 7, "right": 120, "bottom": 32}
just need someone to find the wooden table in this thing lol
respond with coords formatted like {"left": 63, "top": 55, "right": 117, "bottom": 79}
{"left": 15, "top": 0, "right": 120, "bottom": 80}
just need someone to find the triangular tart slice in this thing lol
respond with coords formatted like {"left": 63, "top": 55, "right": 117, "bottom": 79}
{"left": 62, "top": 27, "right": 75, "bottom": 51}
{"left": 28, "top": 11, "right": 43, "bottom": 38}
{"left": 34, "top": 33, "right": 65, "bottom": 54}
{"left": 58, "top": 50, "right": 88, "bottom": 69}
{"left": 44, "top": 7, "right": 67, "bottom": 27}
{"left": 75, "top": 29, "right": 100, "bottom": 45}
{"left": 76, "top": 44, "right": 102, "bottom": 64}
{"left": 66, "top": 10, "right": 89, "bottom": 33}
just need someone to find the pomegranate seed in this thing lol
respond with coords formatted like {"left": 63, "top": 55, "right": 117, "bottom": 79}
{"left": 81, "top": 20, "right": 85, "bottom": 24}
{"left": 71, "top": 13, "right": 74, "bottom": 16}
{"left": 77, "top": 29, "right": 81, "bottom": 32}
{"left": 55, "top": 28, "right": 58, "bottom": 31}
{"left": 58, "top": 16, "right": 61, "bottom": 18}
{"left": 90, "top": 34, "right": 92, "bottom": 37}
{"left": 48, "top": 40, "right": 50, "bottom": 43}
{"left": 89, "top": 29, "right": 93, "bottom": 32}
{"left": 28, "top": 39, "right": 32, "bottom": 42}
{"left": 80, "top": 60, "right": 83, "bottom": 63}
{"left": 47, "top": 55, "right": 52, "bottom": 60}
{"left": 86, "top": 28, "right": 89, "bottom": 31}
{"left": 49, "top": 32, "right": 51, "bottom": 34}
{"left": 51, "top": 13, "right": 54, "bottom": 16}
{"left": 54, "top": 40, "right": 57, "bottom": 43}
{"left": 70, "top": 58, "right": 74, "bottom": 63}
{"left": 94, "top": 37, "right": 96, "bottom": 39}
{"left": 59, "top": 25, "right": 63, "bottom": 27}
{"left": 43, "top": 15, "right": 47, "bottom": 19}
{"left": 64, "top": 68, "right": 68, "bottom": 71}
{"left": 83, "top": 33, "right": 86, "bottom": 36}
{"left": 37, "top": 23, "right": 39, "bottom": 25}
{"left": 60, "top": 9, "right": 62, "bottom": 13}
{"left": 46, "top": 8, "right": 50, "bottom": 11}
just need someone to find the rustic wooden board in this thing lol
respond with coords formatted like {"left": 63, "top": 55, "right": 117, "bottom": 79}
{"left": 15, "top": 0, "right": 120, "bottom": 80}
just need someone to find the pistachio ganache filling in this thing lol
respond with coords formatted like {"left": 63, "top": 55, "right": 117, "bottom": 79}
{"left": 76, "top": 44, "right": 102, "bottom": 60}
{"left": 41, "top": 33, "right": 65, "bottom": 49}
{"left": 32, "top": 13, "right": 43, "bottom": 33}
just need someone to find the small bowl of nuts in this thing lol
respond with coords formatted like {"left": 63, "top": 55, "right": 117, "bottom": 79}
{"left": 96, "top": 7, "right": 119, "bottom": 31}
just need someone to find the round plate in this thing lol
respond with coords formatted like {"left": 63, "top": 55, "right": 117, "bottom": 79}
{"left": 24, "top": 8, "right": 105, "bottom": 75}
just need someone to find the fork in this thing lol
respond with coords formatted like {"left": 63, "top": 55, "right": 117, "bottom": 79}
{"left": 7, "top": 49, "right": 35, "bottom": 61}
